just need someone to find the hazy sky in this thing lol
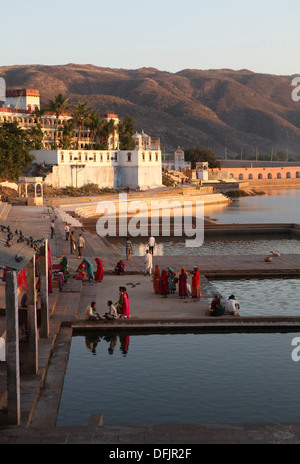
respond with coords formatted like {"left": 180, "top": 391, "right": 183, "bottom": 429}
{"left": 1, "top": 0, "right": 299, "bottom": 75}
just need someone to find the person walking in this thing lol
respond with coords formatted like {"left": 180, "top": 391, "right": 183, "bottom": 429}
{"left": 125, "top": 237, "right": 133, "bottom": 260}
{"left": 50, "top": 219, "right": 55, "bottom": 239}
{"left": 65, "top": 223, "right": 70, "bottom": 241}
{"left": 148, "top": 235, "right": 156, "bottom": 255}
{"left": 77, "top": 233, "right": 85, "bottom": 258}
{"left": 70, "top": 231, "right": 76, "bottom": 254}
{"left": 144, "top": 249, "right": 153, "bottom": 276}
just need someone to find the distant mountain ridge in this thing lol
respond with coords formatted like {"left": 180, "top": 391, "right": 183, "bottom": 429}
{"left": 1, "top": 63, "right": 299, "bottom": 156}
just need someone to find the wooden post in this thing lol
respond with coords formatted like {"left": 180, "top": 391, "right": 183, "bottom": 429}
{"left": 5, "top": 270, "right": 21, "bottom": 425}
{"left": 40, "top": 240, "right": 49, "bottom": 338}
{"left": 25, "top": 256, "right": 38, "bottom": 375}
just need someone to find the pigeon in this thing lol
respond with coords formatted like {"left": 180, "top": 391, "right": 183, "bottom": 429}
{"left": 270, "top": 251, "right": 281, "bottom": 257}
{"left": 126, "top": 282, "right": 141, "bottom": 288}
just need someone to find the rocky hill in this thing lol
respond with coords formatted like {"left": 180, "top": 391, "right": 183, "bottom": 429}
{"left": 1, "top": 63, "right": 299, "bottom": 156}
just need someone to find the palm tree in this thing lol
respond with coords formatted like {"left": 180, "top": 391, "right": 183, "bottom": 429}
{"left": 98, "top": 118, "right": 116, "bottom": 149}
{"left": 72, "top": 102, "right": 90, "bottom": 149}
{"left": 86, "top": 109, "right": 101, "bottom": 148}
{"left": 58, "top": 120, "right": 76, "bottom": 149}
{"left": 46, "top": 94, "right": 70, "bottom": 148}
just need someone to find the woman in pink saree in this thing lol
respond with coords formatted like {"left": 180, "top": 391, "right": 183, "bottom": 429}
{"left": 120, "top": 287, "right": 130, "bottom": 318}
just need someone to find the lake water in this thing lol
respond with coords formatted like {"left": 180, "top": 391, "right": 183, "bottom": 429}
{"left": 204, "top": 189, "right": 300, "bottom": 224}
{"left": 56, "top": 331, "right": 300, "bottom": 426}
{"left": 108, "top": 234, "right": 299, "bottom": 257}
{"left": 209, "top": 278, "right": 300, "bottom": 317}
{"left": 107, "top": 189, "right": 300, "bottom": 256}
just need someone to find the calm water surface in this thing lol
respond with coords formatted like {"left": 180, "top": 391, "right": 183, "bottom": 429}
{"left": 209, "top": 278, "right": 300, "bottom": 317}
{"left": 108, "top": 190, "right": 300, "bottom": 256}
{"left": 56, "top": 332, "right": 300, "bottom": 427}
{"left": 205, "top": 189, "right": 300, "bottom": 224}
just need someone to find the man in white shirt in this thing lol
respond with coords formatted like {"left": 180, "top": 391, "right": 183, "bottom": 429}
{"left": 104, "top": 300, "right": 118, "bottom": 320}
{"left": 225, "top": 295, "right": 240, "bottom": 316}
{"left": 148, "top": 235, "right": 156, "bottom": 254}
{"left": 77, "top": 234, "right": 85, "bottom": 258}
{"left": 144, "top": 249, "right": 153, "bottom": 276}
{"left": 84, "top": 301, "right": 101, "bottom": 320}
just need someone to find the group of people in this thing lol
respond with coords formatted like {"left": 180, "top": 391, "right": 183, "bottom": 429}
{"left": 152, "top": 265, "right": 201, "bottom": 299}
{"left": 50, "top": 220, "right": 87, "bottom": 259}
{"left": 74, "top": 257, "right": 104, "bottom": 282}
{"left": 84, "top": 286, "right": 130, "bottom": 321}
{"left": 208, "top": 294, "right": 240, "bottom": 317}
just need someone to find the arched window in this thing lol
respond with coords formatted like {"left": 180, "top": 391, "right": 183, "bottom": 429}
{"left": 286, "top": 172, "right": 291, "bottom": 178}
{"left": 268, "top": 173, "right": 272, "bottom": 179}
{"left": 248, "top": 174, "right": 253, "bottom": 180}
{"left": 277, "top": 173, "right": 281, "bottom": 179}
{"left": 127, "top": 153, "right": 132, "bottom": 162}
{"left": 258, "top": 173, "right": 263, "bottom": 179}
{"left": 239, "top": 174, "right": 244, "bottom": 180}
{"left": 296, "top": 172, "right": 300, "bottom": 178}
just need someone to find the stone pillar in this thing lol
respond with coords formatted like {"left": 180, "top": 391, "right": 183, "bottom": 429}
{"left": 39, "top": 241, "right": 49, "bottom": 338}
{"left": 5, "top": 270, "right": 21, "bottom": 425}
{"left": 25, "top": 256, "right": 38, "bottom": 375}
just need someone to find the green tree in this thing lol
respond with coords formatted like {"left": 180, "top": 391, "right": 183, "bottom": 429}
{"left": 0, "top": 122, "right": 34, "bottom": 180}
{"left": 28, "top": 124, "right": 44, "bottom": 150}
{"left": 118, "top": 114, "right": 136, "bottom": 150}
{"left": 184, "top": 146, "right": 222, "bottom": 169}
{"left": 45, "top": 94, "right": 70, "bottom": 147}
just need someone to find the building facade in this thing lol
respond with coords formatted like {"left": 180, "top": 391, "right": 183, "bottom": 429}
{"left": 31, "top": 149, "right": 163, "bottom": 190}
{"left": 0, "top": 88, "right": 119, "bottom": 150}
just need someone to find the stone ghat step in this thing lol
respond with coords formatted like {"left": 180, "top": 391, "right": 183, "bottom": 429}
{"left": 64, "top": 316, "right": 300, "bottom": 333}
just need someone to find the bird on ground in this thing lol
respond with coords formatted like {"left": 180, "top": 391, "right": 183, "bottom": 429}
{"left": 270, "top": 251, "right": 281, "bottom": 257}
{"left": 126, "top": 282, "right": 141, "bottom": 288}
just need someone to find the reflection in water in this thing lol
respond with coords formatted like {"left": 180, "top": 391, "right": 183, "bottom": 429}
{"left": 85, "top": 334, "right": 102, "bottom": 355}
{"left": 85, "top": 334, "right": 130, "bottom": 356}
{"left": 57, "top": 332, "right": 300, "bottom": 427}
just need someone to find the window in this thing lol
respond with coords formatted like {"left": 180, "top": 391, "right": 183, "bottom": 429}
{"left": 155, "top": 153, "right": 159, "bottom": 161}
{"left": 286, "top": 172, "right": 291, "bottom": 178}
{"left": 149, "top": 153, "right": 152, "bottom": 162}
{"left": 239, "top": 174, "right": 244, "bottom": 180}
{"left": 127, "top": 153, "right": 132, "bottom": 162}
{"left": 61, "top": 153, "right": 64, "bottom": 163}
{"left": 142, "top": 153, "right": 145, "bottom": 161}
{"left": 268, "top": 173, "right": 272, "bottom": 179}
{"left": 258, "top": 173, "right": 263, "bottom": 179}
{"left": 93, "top": 153, "right": 97, "bottom": 162}
{"left": 277, "top": 173, "right": 281, "bottom": 179}
{"left": 107, "top": 153, "right": 110, "bottom": 161}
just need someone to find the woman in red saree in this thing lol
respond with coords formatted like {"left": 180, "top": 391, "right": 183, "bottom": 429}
{"left": 94, "top": 258, "right": 104, "bottom": 282}
{"left": 153, "top": 265, "right": 161, "bottom": 294}
{"left": 191, "top": 266, "right": 201, "bottom": 298}
{"left": 120, "top": 287, "right": 130, "bottom": 318}
{"left": 179, "top": 267, "right": 188, "bottom": 298}
{"left": 160, "top": 269, "right": 169, "bottom": 298}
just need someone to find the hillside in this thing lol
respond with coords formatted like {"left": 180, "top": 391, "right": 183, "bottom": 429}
{"left": 0, "top": 64, "right": 299, "bottom": 156}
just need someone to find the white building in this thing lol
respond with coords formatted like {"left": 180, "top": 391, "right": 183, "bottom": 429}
{"left": 31, "top": 148, "right": 163, "bottom": 190}
{"left": 162, "top": 147, "right": 191, "bottom": 171}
